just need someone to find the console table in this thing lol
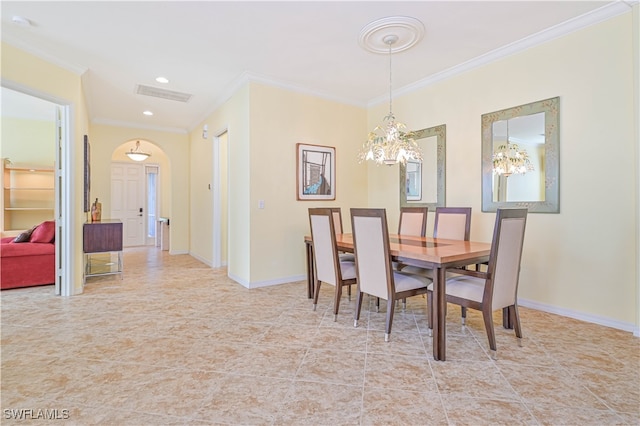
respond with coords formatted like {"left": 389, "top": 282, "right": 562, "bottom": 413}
{"left": 83, "top": 220, "right": 123, "bottom": 284}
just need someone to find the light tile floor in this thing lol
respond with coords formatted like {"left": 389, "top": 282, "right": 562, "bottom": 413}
{"left": 1, "top": 247, "right": 638, "bottom": 425}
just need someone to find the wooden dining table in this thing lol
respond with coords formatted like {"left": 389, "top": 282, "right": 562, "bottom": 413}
{"left": 304, "top": 233, "right": 492, "bottom": 361}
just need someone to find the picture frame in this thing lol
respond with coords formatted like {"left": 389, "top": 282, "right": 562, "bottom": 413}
{"left": 405, "top": 160, "right": 422, "bottom": 201}
{"left": 83, "top": 135, "right": 90, "bottom": 212}
{"left": 296, "top": 143, "right": 336, "bottom": 201}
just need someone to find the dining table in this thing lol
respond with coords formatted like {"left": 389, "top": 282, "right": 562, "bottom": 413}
{"left": 304, "top": 233, "right": 492, "bottom": 361}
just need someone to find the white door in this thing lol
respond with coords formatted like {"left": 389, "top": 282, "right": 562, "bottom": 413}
{"left": 111, "top": 162, "right": 145, "bottom": 246}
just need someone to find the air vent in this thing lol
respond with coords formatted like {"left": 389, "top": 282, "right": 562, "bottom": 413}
{"left": 135, "top": 84, "right": 192, "bottom": 102}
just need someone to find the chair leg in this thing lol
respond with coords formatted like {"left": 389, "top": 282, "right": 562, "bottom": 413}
{"left": 333, "top": 284, "right": 342, "bottom": 322}
{"left": 313, "top": 281, "right": 322, "bottom": 311}
{"left": 347, "top": 284, "right": 352, "bottom": 301}
{"left": 482, "top": 308, "right": 497, "bottom": 358}
{"left": 511, "top": 304, "right": 523, "bottom": 344}
{"left": 385, "top": 298, "right": 395, "bottom": 342}
{"left": 427, "top": 291, "right": 433, "bottom": 337}
{"left": 461, "top": 307, "right": 467, "bottom": 325}
{"left": 354, "top": 290, "right": 364, "bottom": 328}
{"left": 402, "top": 298, "right": 407, "bottom": 311}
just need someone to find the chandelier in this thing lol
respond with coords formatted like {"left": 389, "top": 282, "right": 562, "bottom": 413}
{"left": 358, "top": 34, "right": 422, "bottom": 166}
{"left": 492, "top": 122, "right": 533, "bottom": 176}
{"left": 126, "top": 140, "right": 151, "bottom": 162}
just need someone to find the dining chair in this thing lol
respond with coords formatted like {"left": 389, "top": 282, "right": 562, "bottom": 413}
{"left": 329, "top": 207, "right": 355, "bottom": 299}
{"left": 350, "top": 208, "right": 430, "bottom": 342}
{"left": 308, "top": 208, "right": 357, "bottom": 321}
{"left": 400, "top": 207, "right": 472, "bottom": 311}
{"left": 433, "top": 206, "right": 472, "bottom": 240}
{"left": 330, "top": 207, "right": 355, "bottom": 262}
{"left": 397, "top": 207, "right": 428, "bottom": 237}
{"left": 394, "top": 207, "right": 428, "bottom": 284}
{"left": 427, "top": 208, "right": 528, "bottom": 358}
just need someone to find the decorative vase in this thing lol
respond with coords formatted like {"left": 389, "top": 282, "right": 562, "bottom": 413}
{"left": 91, "top": 198, "right": 102, "bottom": 222}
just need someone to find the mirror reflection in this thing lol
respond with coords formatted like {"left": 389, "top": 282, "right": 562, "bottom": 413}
{"left": 491, "top": 112, "right": 545, "bottom": 202}
{"left": 400, "top": 124, "right": 445, "bottom": 209}
{"left": 482, "top": 97, "right": 559, "bottom": 213}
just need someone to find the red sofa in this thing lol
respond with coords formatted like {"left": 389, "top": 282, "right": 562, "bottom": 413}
{"left": 1, "top": 221, "right": 56, "bottom": 290}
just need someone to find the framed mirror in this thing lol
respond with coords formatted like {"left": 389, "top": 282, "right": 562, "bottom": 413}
{"left": 481, "top": 97, "right": 559, "bottom": 213}
{"left": 400, "top": 124, "right": 445, "bottom": 209}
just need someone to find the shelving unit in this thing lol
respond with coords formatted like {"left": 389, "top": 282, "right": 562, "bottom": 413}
{"left": 2, "top": 159, "right": 55, "bottom": 234}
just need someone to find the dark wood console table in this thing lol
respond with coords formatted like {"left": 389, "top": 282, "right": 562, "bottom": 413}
{"left": 83, "top": 220, "right": 123, "bottom": 284}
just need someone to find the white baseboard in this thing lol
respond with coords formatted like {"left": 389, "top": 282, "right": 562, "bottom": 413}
{"left": 228, "top": 272, "right": 249, "bottom": 288}
{"left": 519, "top": 298, "right": 639, "bottom": 336}
{"left": 247, "top": 274, "right": 306, "bottom": 289}
{"left": 227, "top": 273, "right": 305, "bottom": 289}
{"left": 169, "top": 250, "right": 189, "bottom": 255}
{"left": 189, "top": 252, "right": 212, "bottom": 267}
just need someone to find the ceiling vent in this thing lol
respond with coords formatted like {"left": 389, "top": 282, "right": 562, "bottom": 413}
{"left": 135, "top": 84, "right": 192, "bottom": 102}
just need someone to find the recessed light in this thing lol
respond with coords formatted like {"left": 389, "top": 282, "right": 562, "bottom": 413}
{"left": 155, "top": 77, "right": 169, "bottom": 84}
{"left": 12, "top": 16, "right": 31, "bottom": 27}
{"left": 143, "top": 110, "right": 153, "bottom": 116}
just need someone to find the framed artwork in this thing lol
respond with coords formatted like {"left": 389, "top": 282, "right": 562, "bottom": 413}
{"left": 83, "top": 135, "right": 90, "bottom": 212}
{"left": 296, "top": 143, "right": 336, "bottom": 200}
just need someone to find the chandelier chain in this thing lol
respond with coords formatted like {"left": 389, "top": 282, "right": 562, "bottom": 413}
{"left": 388, "top": 40, "right": 393, "bottom": 115}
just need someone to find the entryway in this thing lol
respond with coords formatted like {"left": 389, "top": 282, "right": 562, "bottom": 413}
{"left": 111, "top": 140, "right": 163, "bottom": 248}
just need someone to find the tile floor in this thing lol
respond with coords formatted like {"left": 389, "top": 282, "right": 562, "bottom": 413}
{"left": 1, "top": 247, "right": 639, "bottom": 425}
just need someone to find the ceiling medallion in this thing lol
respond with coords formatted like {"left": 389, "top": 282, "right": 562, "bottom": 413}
{"left": 358, "top": 16, "right": 425, "bottom": 54}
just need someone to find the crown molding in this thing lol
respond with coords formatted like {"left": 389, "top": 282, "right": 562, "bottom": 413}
{"left": 369, "top": 1, "right": 635, "bottom": 107}
{"left": 2, "top": 38, "right": 87, "bottom": 76}
{"left": 188, "top": 71, "right": 367, "bottom": 131}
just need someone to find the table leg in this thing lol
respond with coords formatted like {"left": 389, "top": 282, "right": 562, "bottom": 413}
{"left": 305, "top": 242, "right": 315, "bottom": 299}
{"left": 433, "top": 266, "right": 446, "bottom": 361}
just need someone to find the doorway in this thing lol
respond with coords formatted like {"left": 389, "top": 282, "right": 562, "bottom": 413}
{"left": 1, "top": 84, "right": 72, "bottom": 296}
{"left": 110, "top": 161, "right": 160, "bottom": 247}
{"left": 213, "top": 130, "right": 228, "bottom": 267}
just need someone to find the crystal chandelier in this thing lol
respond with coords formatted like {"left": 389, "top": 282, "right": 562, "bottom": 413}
{"left": 358, "top": 35, "right": 422, "bottom": 166}
{"left": 492, "top": 122, "right": 533, "bottom": 176}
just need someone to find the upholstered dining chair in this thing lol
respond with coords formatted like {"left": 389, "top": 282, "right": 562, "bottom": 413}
{"left": 398, "top": 207, "right": 428, "bottom": 237}
{"left": 433, "top": 207, "right": 472, "bottom": 240}
{"left": 394, "top": 207, "right": 428, "bottom": 280}
{"left": 427, "top": 208, "right": 528, "bottom": 358}
{"left": 400, "top": 207, "right": 472, "bottom": 311}
{"left": 308, "top": 208, "right": 357, "bottom": 321}
{"left": 330, "top": 207, "right": 355, "bottom": 263}
{"left": 350, "top": 208, "right": 430, "bottom": 342}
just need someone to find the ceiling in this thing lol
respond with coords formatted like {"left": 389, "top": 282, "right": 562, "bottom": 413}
{"left": 1, "top": 1, "right": 631, "bottom": 133}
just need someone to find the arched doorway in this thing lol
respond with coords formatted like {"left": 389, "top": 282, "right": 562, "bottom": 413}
{"left": 111, "top": 139, "right": 166, "bottom": 248}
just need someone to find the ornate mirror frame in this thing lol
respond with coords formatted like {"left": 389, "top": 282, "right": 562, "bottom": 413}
{"left": 481, "top": 97, "right": 559, "bottom": 213}
{"left": 400, "top": 124, "right": 446, "bottom": 209}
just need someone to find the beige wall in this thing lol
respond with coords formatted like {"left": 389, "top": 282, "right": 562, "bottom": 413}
{"left": 190, "top": 82, "right": 368, "bottom": 286}
{"left": 368, "top": 13, "right": 638, "bottom": 328}
{"left": 189, "top": 84, "right": 251, "bottom": 282}
{"left": 89, "top": 124, "right": 189, "bottom": 253}
{"left": 247, "top": 83, "right": 368, "bottom": 285}
{"left": 2, "top": 42, "right": 89, "bottom": 293}
{"left": 1, "top": 117, "right": 56, "bottom": 166}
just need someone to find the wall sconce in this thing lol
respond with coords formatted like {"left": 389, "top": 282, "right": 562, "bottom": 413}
{"left": 202, "top": 124, "right": 209, "bottom": 140}
{"left": 125, "top": 140, "right": 151, "bottom": 162}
